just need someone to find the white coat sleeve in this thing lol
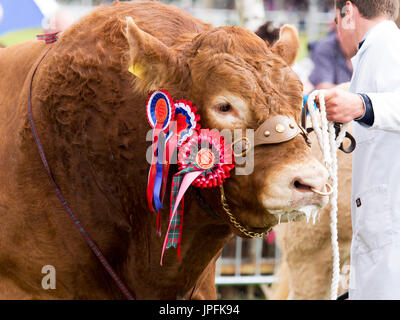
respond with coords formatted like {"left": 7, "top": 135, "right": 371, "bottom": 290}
{"left": 366, "top": 35, "right": 400, "bottom": 132}
{"left": 368, "top": 91, "right": 400, "bottom": 132}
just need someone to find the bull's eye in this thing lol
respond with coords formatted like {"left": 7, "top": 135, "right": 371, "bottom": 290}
{"left": 219, "top": 104, "right": 232, "bottom": 112}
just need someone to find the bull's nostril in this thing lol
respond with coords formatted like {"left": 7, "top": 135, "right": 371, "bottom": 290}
{"left": 293, "top": 180, "right": 313, "bottom": 193}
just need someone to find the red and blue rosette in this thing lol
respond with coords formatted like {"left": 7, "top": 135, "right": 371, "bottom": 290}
{"left": 146, "top": 90, "right": 174, "bottom": 229}
{"left": 160, "top": 129, "right": 235, "bottom": 264}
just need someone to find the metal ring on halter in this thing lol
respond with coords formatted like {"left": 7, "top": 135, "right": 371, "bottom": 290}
{"left": 339, "top": 131, "right": 357, "bottom": 154}
{"left": 298, "top": 124, "right": 312, "bottom": 147}
{"left": 311, "top": 183, "right": 333, "bottom": 196}
{"left": 232, "top": 136, "right": 251, "bottom": 158}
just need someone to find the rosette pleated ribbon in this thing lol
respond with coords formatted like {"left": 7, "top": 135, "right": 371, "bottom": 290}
{"left": 160, "top": 129, "right": 235, "bottom": 264}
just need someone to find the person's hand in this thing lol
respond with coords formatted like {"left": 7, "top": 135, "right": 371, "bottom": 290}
{"left": 316, "top": 88, "right": 365, "bottom": 123}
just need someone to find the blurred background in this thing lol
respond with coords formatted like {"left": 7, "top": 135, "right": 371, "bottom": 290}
{"left": 0, "top": 0, "right": 334, "bottom": 56}
{"left": 1, "top": 0, "right": 398, "bottom": 300}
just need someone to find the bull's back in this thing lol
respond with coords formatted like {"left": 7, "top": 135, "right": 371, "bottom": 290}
{"left": 65, "top": 1, "right": 210, "bottom": 49}
{"left": 0, "top": 41, "right": 47, "bottom": 190}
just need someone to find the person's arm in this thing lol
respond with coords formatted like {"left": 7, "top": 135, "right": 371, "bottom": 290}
{"left": 323, "top": 35, "right": 400, "bottom": 131}
{"left": 321, "top": 88, "right": 400, "bottom": 132}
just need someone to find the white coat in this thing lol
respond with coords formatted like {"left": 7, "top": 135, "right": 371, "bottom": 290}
{"left": 349, "top": 20, "right": 400, "bottom": 300}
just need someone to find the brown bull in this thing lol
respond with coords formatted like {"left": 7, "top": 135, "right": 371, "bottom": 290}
{"left": 0, "top": 1, "right": 329, "bottom": 299}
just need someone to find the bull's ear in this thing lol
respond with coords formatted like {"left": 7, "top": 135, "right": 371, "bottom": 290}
{"left": 271, "top": 25, "right": 299, "bottom": 66}
{"left": 125, "top": 17, "right": 175, "bottom": 91}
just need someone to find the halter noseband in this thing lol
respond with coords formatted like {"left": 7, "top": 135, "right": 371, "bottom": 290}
{"left": 232, "top": 114, "right": 310, "bottom": 158}
{"left": 217, "top": 115, "right": 309, "bottom": 239}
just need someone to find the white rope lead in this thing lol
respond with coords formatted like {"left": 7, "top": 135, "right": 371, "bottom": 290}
{"left": 307, "top": 90, "right": 349, "bottom": 300}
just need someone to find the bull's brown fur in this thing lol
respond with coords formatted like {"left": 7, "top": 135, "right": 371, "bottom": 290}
{"left": 0, "top": 1, "right": 317, "bottom": 299}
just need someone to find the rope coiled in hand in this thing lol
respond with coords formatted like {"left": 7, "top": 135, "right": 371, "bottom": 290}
{"left": 307, "top": 90, "right": 349, "bottom": 300}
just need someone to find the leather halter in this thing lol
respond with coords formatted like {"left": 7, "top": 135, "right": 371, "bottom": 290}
{"left": 232, "top": 115, "right": 310, "bottom": 158}
{"left": 254, "top": 115, "right": 303, "bottom": 147}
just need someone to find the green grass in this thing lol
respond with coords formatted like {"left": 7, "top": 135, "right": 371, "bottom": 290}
{"left": 0, "top": 28, "right": 43, "bottom": 47}
{"left": 297, "top": 31, "right": 333, "bottom": 62}
{"left": 297, "top": 33, "right": 309, "bottom": 61}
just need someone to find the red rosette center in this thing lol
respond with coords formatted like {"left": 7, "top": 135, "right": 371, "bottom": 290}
{"left": 178, "top": 129, "right": 235, "bottom": 189}
{"left": 196, "top": 148, "right": 215, "bottom": 170}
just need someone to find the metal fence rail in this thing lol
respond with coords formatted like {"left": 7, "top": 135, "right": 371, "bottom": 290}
{"left": 215, "top": 236, "right": 279, "bottom": 286}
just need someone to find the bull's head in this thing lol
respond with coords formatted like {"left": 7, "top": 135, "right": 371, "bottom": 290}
{"left": 125, "top": 18, "right": 329, "bottom": 236}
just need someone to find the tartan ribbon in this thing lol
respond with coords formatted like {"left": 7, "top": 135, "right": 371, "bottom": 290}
{"left": 160, "top": 167, "right": 203, "bottom": 264}
{"left": 36, "top": 32, "right": 60, "bottom": 44}
{"left": 160, "top": 129, "right": 235, "bottom": 264}
{"left": 157, "top": 128, "right": 179, "bottom": 235}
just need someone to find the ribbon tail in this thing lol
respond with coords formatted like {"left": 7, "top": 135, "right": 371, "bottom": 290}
{"left": 177, "top": 195, "right": 184, "bottom": 262}
{"left": 147, "top": 126, "right": 162, "bottom": 212}
{"left": 160, "top": 170, "right": 203, "bottom": 265}
{"left": 154, "top": 161, "right": 164, "bottom": 236}
{"left": 157, "top": 127, "right": 178, "bottom": 236}
{"left": 156, "top": 213, "right": 162, "bottom": 237}
{"left": 146, "top": 154, "right": 156, "bottom": 212}
{"left": 161, "top": 133, "right": 178, "bottom": 203}
{"left": 161, "top": 122, "right": 178, "bottom": 203}
{"left": 154, "top": 134, "right": 166, "bottom": 212}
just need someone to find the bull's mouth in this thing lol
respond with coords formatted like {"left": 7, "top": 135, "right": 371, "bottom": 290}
{"left": 237, "top": 205, "right": 320, "bottom": 234}
{"left": 269, "top": 205, "right": 321, "bottom": 225}
{"left": 220, "top": 184, "right": 323, "bottom": 238}
{"left": 229, "top": 204, "right": 321, "bottom": 237}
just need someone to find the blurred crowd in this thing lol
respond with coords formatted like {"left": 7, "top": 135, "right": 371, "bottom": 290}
{"left": 256, "top": 19, "right": 353, "bottom": 94}
{"left": 264, "top": 0, "right": 331, "bottom": 12}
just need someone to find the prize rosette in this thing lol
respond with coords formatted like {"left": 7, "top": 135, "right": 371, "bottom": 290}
{"left": 146, "top": 90, "right": 173, "bottom": 131}
{"left": 144, "top": 90, "right": 236, "bottom": 264}
{"left": 145, "top": 90, "right": 174, "bottom": 231}
{"left": 146, "top": 91, "right": 202, "bottom": 237}
{"left": 161, "top": 129, "right": 235, "bottom": 264}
